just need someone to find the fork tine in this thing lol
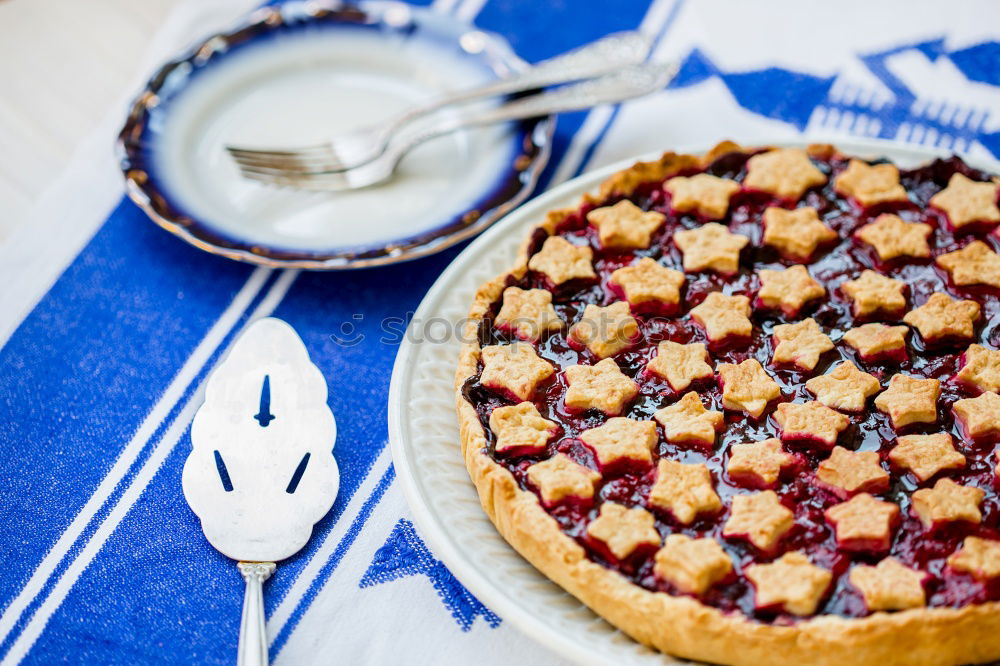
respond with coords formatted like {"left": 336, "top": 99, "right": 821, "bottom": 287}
{"left": 237, "top": 169, "right": 334, "bottom": 186}
{"left": 235, "top": 156, "right": 368, "bottom": 186}
{"left": 225, "top": 143, "right": 333, "bottom": 158}
{"left": 229, "top": 153, "right": 345, "bottom": 173}
{"left": 228, "top": 148, "right": 351, "bottom": 175}
{"left": 233, "top": 161, "right": 343, "bottom": 178}
{"left": 227, "top": 146, "right": 344, "bottom": 169}
{"left": 237, "top": 168, "right": 355, "bottom": 192}
{"left": 234, "top": 161, "right": 355, "bottom": 186}
{"left": 227, "top": 146, "right": 333, "bottom": 161}
{"left": 231, "top": 158, "right": 340, "bottom": 174}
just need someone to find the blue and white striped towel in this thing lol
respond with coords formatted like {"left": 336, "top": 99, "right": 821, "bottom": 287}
{"left": 0, "top": 0, "right": 998, "bottom": 663}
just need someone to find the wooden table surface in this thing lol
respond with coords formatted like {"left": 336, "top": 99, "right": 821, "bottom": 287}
{"left": 0, "top": 0, "right": 181, "bottom": 241}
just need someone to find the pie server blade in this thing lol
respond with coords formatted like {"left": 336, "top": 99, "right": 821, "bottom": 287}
{"left": 182, "top": 317, "right": 340, "bottom": 666}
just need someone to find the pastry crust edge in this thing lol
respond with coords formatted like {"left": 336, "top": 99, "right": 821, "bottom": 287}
{"left": 454, "top": 141, "right": 1000, "bottom": 666}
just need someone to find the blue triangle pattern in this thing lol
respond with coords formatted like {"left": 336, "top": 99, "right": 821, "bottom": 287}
{"left": 360, "top": 519, "right": 502, "bottom": 632}
{"left": 721, "top": 68, "right": 834, "bottom": 131}
{"left": 949, "top": 41, "right": 1000, "bottom": 86}
{"left": 669, "top": 48, "right": 718, "bottom": 88}
{"left": 914, "top": 38, "right": 947, "bottom": 62}
{"left": 668, "top": 49, "right": 834, "bottom": 130}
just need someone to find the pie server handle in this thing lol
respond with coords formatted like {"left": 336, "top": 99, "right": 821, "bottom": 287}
{"left": 236, "top": 562, "right": 276, "bottom": 666}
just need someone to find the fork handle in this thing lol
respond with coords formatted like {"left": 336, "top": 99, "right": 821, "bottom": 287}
{"left": 387, "top": 61, "right": 677, "bottom": 164}
{"left": 466, "top": 62, "right": 676, "bottom": 124}
{"left": 430, "top": 31, "right": 650, "bottom": 102}
{"left": 237, "top": 562, "right": 275, "bottom": 666}
{"left": 380, "top": 31, "right": 651, "bottom": 138}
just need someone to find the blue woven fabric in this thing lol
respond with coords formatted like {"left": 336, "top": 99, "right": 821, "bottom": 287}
{"left": 0, "top": 0, "right": 998, "bottom": 663}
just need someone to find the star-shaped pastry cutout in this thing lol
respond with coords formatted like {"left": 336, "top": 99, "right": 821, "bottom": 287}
{"left": 564, "top": 358, "right": 638, "bottom": 415}
{"left": 489, "top": 402, "right": 558, "bottom": 456}
{"left": 815, "top": 446, "right": 889, "bottom": 499}
{"left": 664, "top": 173, "right": 740, "bottom": 220}
{"left": 609, "top": 258, "right": 686, "bottom": 314}
{"left": 580, "top": 417, "right": 658, "bottom": 470}
{"left": 645, "top": 340, "right": 713, "bottom": 392}
{"left": 746, "top": 551, "right": 832, "bottom": 616}
{"left": 889, "top": 433, "right": 965, "bottom": 483}
{"left": 849, "top": 557, "right": 926, "bottom": 612}
{"left": 911, "top": 478, "right": 984, "bottom": 529}
{"left": 874, "top": 373, "right": 940, "bottom": 429}
{"left": 586, "top": 502, "right": 660, "bottom": 560}
{"left": 480, "top": 343, "right": 554, "bottom": 401}
{"left": 718, "top": 359, "right": 782, "bottom": 418}
{"left": 953, "top": 390, "right": 1000, "bottom": 440}
{"left": 495, "top": 287, "right": 563, "bottom": 341}
{"left": 834, "top": 159, "right": 909, "bottom": 207}
{"left": 526, "top": 453, "right": 601, "bottom": 505}
{"left": 855, "top": 214, "right": 932, "bottom": 262}
{"left": 762, "top": 207, "right": 838, "bottom": 262}
{"left": 841, "top": 270, "right": 907, "bottom": 318}
{"left": 527, "top": 236, "right": 596, "bottom": 286}
{"left": 774, "top": 401, "right": 850, "bottom": 448}
{"left": 568, "top": 301, "right": 639, "bottom": 359}
{"left": 825, "top": 493, "right": 899, "bottom": 552}
{"left": 673, "top": 223, "right": 750, "bottom": 275}
{"left": 956, "top": 344, "right": 1000, "bottom": 393}
{"left": 904, "top": 293, "right": 980, "bottom": 342}
{"left": 648, "top": 459, "right": 722, "bottom": 525}
{"left": 654, "top": 535, "right": 733, "bottom": 595}
{"left": 586, "top": 199, "right": 666, "bottom": 250}
{"left": 805, "top": 361, "right": 881, "bottom": 412}
{"left": 842, "top": 323, "right": 909, "bottom": 362}
{"left": 654, "top": 391, "right": 725, "bottom": 450}
{"left": 690, "top": 292, "right": 753, "bottom": 343}
{"left": 756, "top": 265, "right": 826, "bottom": 317}
{"left": 727, "top": 438, "right": 795, "bottom": 489}
{"left": 948, "top": 536, "right": 1000, "bottom": 581}
{"left": 722, "top": 490, "right": 795, "bottom": 553}
{"left": 936, "top": 240, "right": 1000, "bottom": 289}
{"left": 772, "top": 318, "right": 834, "bottom": 371}
{"left": 929, "top": 172, "right": 1000, "bottom": 230}
{"left": 744, "top": 148, "right": 827, "bottom": 201}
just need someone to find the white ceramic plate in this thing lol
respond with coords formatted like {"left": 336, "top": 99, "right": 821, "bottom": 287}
{"left": 119, "top": 0, "right": 552, "bottom": 269}
{"left": 387, "top": 139, "right": 1000, "bottom": 665}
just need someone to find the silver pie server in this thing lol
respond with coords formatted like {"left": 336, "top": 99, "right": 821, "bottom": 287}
{"left": 182, "top": 317, "right": 340, "bottom": 666}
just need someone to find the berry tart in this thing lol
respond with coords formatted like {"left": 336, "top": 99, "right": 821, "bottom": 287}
{"left": 455, "top": 141, "right": 1000, "bottom": 666}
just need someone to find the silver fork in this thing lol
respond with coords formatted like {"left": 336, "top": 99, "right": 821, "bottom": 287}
{"left": 234, "top": 61, "right": 677, "bottom": 191}
{"left": 225, "top": 31, "right": 651, "bottom": 174}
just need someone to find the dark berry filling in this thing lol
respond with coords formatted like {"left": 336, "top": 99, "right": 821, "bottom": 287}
{"left": 463, "top": 149, "right": 1000, "bottom": 624}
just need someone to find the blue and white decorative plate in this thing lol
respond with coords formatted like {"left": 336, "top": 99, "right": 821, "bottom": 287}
{"left": 118, "top": 0, "right": 553, "bottom": 269}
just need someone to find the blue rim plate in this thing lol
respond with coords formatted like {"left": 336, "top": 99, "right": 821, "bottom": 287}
{"left": 118, "top": 0, "right": 553, "bottom": 270}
